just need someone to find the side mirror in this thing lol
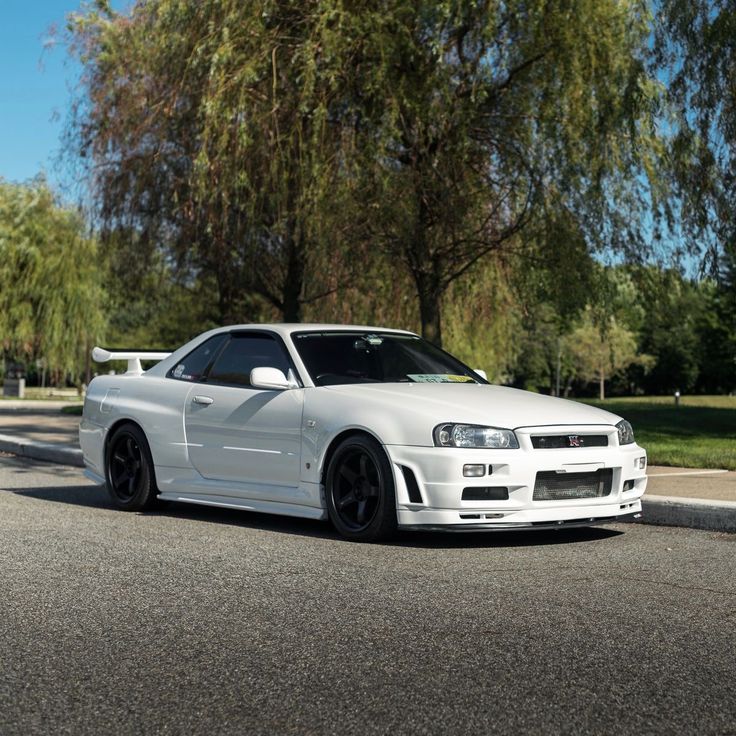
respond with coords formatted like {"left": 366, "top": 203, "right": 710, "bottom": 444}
{"left": 474, "top": 369, "right": 487, "bottom": 381}
{"left": 250, "top": 367, "right": 291, "bottom": 391}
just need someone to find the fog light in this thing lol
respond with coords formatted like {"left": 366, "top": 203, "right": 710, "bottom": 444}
{"left": 463, "top": 464, "right": 486, "bottom": 477}
{"left": 638, "top": 457, "right": 646, "bottom": 469}
{"left": 623, "top": 479, "right": 635, "bottom": 491}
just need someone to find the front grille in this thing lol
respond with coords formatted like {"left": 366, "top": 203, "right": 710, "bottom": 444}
{"left": 531, "top": 434, "right": 608, "bottom": 449}
{"left": 533, "top": 469, "right": 613, "bottom": 501}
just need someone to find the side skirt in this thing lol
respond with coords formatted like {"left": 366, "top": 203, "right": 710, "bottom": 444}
{"left": 156, "top": 492, "right": 328, "bottom": 521}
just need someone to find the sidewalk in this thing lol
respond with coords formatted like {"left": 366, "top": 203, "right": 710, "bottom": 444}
{"left": 0, "top": 404, "right": 733, "bottom": 531}
{"left": 0, "top": 402, "right": 83, "bottom": 467}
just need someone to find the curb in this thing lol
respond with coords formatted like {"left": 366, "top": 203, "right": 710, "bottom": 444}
{"left": 0, "top": 434, "right": 84, "bottom": 468}
{"left": 639, "top": 495, "right": 736, "bottom": 534}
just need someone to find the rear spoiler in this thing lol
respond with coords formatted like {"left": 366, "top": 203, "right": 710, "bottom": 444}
{"left": 92, "top": 347, "right": 172, "bottom": 376}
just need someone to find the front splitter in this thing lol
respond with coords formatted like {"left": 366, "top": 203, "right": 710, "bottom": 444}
{"left": 398, "top": 511, "right": 642, "bottom": 532}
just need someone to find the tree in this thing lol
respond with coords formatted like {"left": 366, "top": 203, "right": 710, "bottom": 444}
{"left": 564, "top": 307, "right": 651, "bottom": 400}
{"left": 0, "top": 178, "right": 106, "bottom": 382}
{"left": 655, "top": 1, "right": 736, "bottom": 259}
{"left": 630, "top": 268, "right": 704, "bottom": 395}
{"left": 69, "top": 0, "right": 346, "bottom": 323}
{"left": 70, "top": 1, "right": 670, "bottom": 345}
{"left": 334, "top": 0, "right": 667, "bottom": 344}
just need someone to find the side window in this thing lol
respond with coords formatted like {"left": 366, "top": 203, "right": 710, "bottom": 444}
{"left": 168, "top": 334, "right": 227, "bottom": 382}
{"left": 206, "top": 334, "right": 291, "bottom": 388}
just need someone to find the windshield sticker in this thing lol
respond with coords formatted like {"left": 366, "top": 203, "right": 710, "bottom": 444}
{"left": 408, "top": 374, "right": 474, "bottom": 383}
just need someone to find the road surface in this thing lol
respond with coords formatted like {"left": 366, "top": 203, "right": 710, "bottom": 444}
{"left": 1, "top": 457, "right": 734, "bottom": 734}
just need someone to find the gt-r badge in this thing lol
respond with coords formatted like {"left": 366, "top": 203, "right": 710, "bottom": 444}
{"left": 568, "top": 435, "right": 582, "bottom": 447}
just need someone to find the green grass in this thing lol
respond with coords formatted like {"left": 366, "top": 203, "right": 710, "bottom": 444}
{"left": 60, "top": 405, "right": 84, "bottom": 416}
{"left": 582, "top": 395, "right": 736, "bottom": 470}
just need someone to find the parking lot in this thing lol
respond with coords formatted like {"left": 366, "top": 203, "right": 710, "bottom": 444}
{"left": 1, "top": 455, "right": 734, "bottom": 735}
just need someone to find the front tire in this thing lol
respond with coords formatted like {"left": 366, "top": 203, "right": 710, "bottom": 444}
{"left": 325, "top": 435, "right": 397, "bottom": 542}
{"left": 105, "top": 423, "right": 159, "bottom": 511}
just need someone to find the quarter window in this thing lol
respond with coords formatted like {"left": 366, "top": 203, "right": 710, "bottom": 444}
{"left": 206, "top": 334, "right": 291, "bottom": 387}
{"left": 168, "top": 334, "right": 227, "bottom": 382}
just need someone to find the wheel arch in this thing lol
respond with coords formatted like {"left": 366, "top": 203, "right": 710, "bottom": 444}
{"left": 319, "top": 427, "right": 387, "bottom": 487}
{"left": 104, "top": 417, "right": 148, "bottom": 462}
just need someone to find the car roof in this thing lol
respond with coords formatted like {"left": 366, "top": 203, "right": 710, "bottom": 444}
{"left": 213, "top": 323, "right": 419, "bottom": 338}
{"left": 144, "top": 323, "right": 419, "bottom": 383}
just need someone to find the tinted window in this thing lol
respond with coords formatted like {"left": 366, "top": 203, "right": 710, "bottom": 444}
{"left": 169, "top": 334, "right": 227, "bottom": 382}
{"left": 293, "top": 332, "right": 483, "bottom": 386}
{"left": 207, "top": 334, "right": 291, "bottom": 387}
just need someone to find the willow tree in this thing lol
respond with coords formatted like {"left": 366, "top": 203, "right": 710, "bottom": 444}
{"left": 0, "top": 179, "right": 106, "bottom": 381}
{"left": 655, "top": 0, "right": 736, "bottom": 260}
{"left": 70, "top": 1, "right": 668, "bottom": 342}
{"left": 325, "top": 1, "right": 667, "bottom": 344}
{"left": 69, "top": 0, "right": 346, "bottom": 323}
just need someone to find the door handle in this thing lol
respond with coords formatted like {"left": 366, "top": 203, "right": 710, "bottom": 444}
{"left": 192, "top": 395, "right": 214, "bottom": 406}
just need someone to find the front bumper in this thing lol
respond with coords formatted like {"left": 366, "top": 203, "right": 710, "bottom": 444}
{"left": 386, "top": 426, "right": 647, "bottom": 530}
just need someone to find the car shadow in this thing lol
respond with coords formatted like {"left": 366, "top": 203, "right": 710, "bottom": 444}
{"left": 11, "top": 483, "right": 626, "bottom": 549}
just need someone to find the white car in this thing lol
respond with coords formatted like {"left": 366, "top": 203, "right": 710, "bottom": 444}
{"left": 80, "top": 324, "right": 647, "bottom": 541}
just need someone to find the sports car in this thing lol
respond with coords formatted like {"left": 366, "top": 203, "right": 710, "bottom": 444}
{"left": 80, "top": 324, "right": 647, "bottom": 540}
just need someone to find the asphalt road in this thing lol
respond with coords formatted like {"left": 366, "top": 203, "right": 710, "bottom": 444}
{"left": 1, "top": 457, "right": 734, "bottom": 735}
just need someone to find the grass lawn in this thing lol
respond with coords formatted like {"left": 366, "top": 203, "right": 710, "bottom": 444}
{"left": 583, "top": 395, "right": 736, "bottom": 470}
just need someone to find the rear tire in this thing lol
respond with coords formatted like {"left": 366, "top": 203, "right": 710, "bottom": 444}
{"left": 105, "top": 423, "right": 159, "bottom": 511}
{"left": 325, "top": 435, "right": 398, "bottom": 542}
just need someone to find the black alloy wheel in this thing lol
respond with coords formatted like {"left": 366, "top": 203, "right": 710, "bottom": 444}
{"left": 105, "top": 423, "right": 159, "bottom": 511}
{"left": 326, "top": 435, "right": 397, "bottom": 542}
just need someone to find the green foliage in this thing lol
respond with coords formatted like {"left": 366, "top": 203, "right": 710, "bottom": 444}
{"left": 563, "top": 306, "right": 652, "bottom": 399}
{"left": 330, "top": 0, "right": 666, "bottom": 342}
{"left": 58, "top": 0, "right": 735, "bottom": 391}
{"left": 632, "top": 268, "right": 705, "bottom": 394}
{"left": 697, "top": 266, "right": 736, "bottom": 394}
{"left": 69, "top": 0, "right": 355, "bottom": 324}
{"left": 442, "top": 258, "right": 522, "bottom": 382}
{"left": 68, "top": 0, "right": 670, "bottom": 346}
{"left": 655, "top": 1, "right": 736, "bottom": 253}
{"left": 0, "top": 179, "right": 106, "bottom": 379}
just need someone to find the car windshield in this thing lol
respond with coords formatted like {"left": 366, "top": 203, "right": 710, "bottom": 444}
{"left": 292, "top": 331, "right": 485, "bottom": 386}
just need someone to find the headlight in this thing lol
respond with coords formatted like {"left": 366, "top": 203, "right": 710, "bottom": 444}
{"left": 433, "top": 423, "right": 519, "bottom": 449}
{"left": 616, "top": 419, "right": 635, "bottom": 445}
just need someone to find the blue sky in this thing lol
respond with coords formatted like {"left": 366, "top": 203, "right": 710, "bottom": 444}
{"left": 0, "top": 0, "right": 126, "bottom": 191}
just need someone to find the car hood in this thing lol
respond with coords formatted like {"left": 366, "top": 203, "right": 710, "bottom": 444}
{"left": 323, "top": 382, "right": 622, "bottom": 430}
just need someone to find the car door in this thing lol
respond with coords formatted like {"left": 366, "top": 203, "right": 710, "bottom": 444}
{"left": 183, "top": 331, "right": 304, "bottom": 500}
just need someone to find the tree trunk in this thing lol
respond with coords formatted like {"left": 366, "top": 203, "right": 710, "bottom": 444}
{"left": 411, "top": 189, "right": 443, "bottom": 346}
{"left": 599, "top": 366, "right": 605, "bottom": 400}
{"left": 281, "top": 231, "right": 305, "bottom": 323}
{"left": 217, "top": 267, "right": 237, "bottom": 325}
{"left": 418, "top": 288, "right": 442, "bottom": 346}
